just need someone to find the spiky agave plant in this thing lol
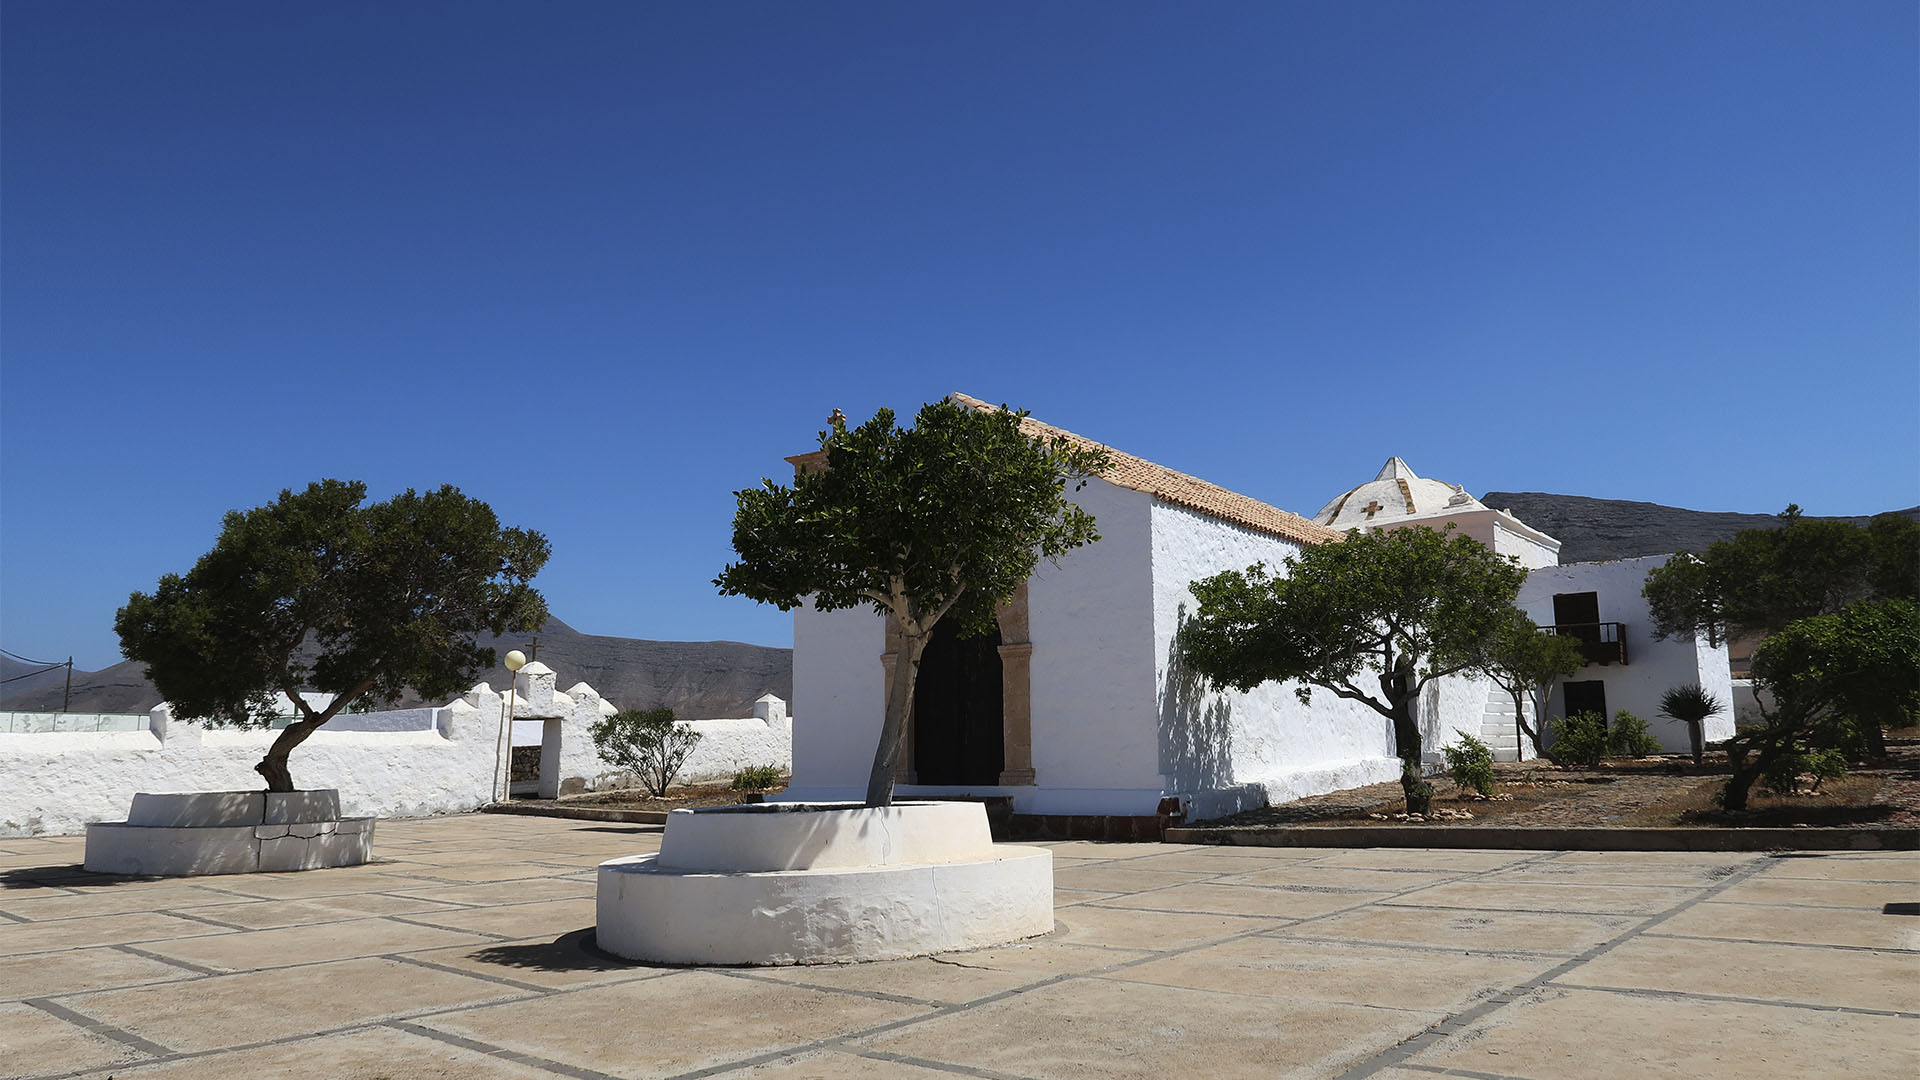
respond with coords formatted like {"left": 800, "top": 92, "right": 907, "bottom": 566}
{"left": 1659, "top": 683, "right": 1726, "bottom": 766}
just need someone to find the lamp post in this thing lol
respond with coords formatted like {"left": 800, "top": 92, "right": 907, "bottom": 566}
{"left": 492, "top": 649, "right": 528, "bottom": 803}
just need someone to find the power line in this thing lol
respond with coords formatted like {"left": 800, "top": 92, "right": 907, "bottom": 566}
{"left": 1, "top": 648, "right": 68, "bottom": 667}
{"left": 0, "top": 649, "right": 75, "bottom": 711}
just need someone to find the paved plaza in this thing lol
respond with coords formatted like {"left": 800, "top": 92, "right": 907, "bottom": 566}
{"left": 1, "top": 815, "right": 1915, "bottom": 1080}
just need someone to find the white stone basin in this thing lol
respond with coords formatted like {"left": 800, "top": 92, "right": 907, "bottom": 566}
{"left": 597, "top": 801, "right": 1053, "bottom": 965}
{"left": 85, "top": 789, "right": 373, "bottom": 876}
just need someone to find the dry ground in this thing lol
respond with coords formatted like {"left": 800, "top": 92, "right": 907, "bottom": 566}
{"left": 1199, "top": 741, "right": 1920, "bottom": 831}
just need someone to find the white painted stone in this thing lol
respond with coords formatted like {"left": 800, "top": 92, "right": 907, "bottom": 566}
{"left": 596, "top": 802, "right": 1052, "bottom": 965}
{"left": 85, "top": 786, "right": 376, "bottom": 876}
{"left": 128, "top": 791, "right": 266, "bottom": 828}
{"left": 263, "top": 790, "right": 342, "bottom": 824}
{"left": 83, "top": 823, "right": 261, "bottom": 876}
{"left": 657, "top": 801, "right": 991, "bottom": 872}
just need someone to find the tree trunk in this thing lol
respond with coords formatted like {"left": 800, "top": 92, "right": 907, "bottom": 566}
{"left": 1389, "top": 703, "right": 1432, "bottom": 815}
{"left": 1721, "top": 755, "right": 1763, "bottom": 811}
{"left": 865, "top": 631, "right": 928, "bottom": 807}
{"left": 256, "top": 719, "right": 328, "bottom": 793}
{"left": 1687, "top": 719, "right": 1705, "bottom": 767}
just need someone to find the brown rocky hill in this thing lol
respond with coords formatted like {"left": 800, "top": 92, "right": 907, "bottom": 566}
{"left": 1480, "top": 492, "right": 1920, "bottom": 564}
{"left": 0, "top": 616, "right": 792, "bottom": 719}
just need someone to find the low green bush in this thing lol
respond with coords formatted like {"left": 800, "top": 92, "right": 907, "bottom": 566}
{"left": 1606, "top": 710, "right": 1663, "bottom": 759}
{"left": 589, "top": 707, "right": 702, "bottom": 797}
{"left": 730, "top": 764, "right": 786, "bottom": 791}
{"left": 1761, "top": 746, "right": 1848, "bottom": 796}
{"left": 1548, "top": 711, "right": 1610, "bottom": 766}
{"left": 1442, "top": 734, "right": 1497, "bottom": 796}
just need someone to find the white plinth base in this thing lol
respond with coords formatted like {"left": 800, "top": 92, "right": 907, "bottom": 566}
{"left": 83, "top": 790, "right": 375, "bottom": 876}
{"left": 596, "top": 801, "right": 1054, "bottom": 965}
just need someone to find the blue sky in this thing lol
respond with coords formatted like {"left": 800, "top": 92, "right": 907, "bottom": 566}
{"left": 4, "top": 1, "right": 1915, "bottom": 671}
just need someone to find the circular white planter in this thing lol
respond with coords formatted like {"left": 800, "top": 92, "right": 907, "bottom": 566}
{"left": 83, "top": 790, "right": 374, "bottom": 876}
{"left": 596, "top": 801, "right": 1053, "bottom": 965}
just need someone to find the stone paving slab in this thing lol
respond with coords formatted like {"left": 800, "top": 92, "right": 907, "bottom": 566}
{"left": 1, "top": 817, "right": 1915, "bottom": 1080}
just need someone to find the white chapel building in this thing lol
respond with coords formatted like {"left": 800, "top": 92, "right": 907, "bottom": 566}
{"left": 782, "top": 396, "right": 1732, "bottom": 823}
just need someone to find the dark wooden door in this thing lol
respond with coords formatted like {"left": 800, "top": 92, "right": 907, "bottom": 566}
{"left": 1553, "top": 591, "right": 1601, "bottom": 643}
{"left": 1563, "top": 680, "right": 1608, "bottom": 722}
{"left": 912, "top": 620, "right": 1005, "bottom": 785}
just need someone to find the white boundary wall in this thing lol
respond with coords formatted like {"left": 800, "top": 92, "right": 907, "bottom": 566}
{"left": 0, "top": 676, "right": 794, "bottom": 836}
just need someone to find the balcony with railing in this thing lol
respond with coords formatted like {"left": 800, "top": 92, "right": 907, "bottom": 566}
{"left": 1539, "top": 622, "right": 1628, "bottom": 666}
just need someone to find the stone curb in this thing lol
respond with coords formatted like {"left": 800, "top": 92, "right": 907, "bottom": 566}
{"left": 1163, "top": 825, "right": 1920, "bottom": 851}
{"left": 480, "top": 803, "right": 668, "bottom": 825}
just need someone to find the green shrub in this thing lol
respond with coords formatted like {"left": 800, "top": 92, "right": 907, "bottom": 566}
{"left": 1442, "top": 734, "right": 1497, "bottom": 796}
{"left": 589, "top": 707, "right": 702, "bottom": 796}
{"left": 1606, "top": 710, "right": 1663, "bottom": 759}
{"left": 1548, "top": 711, "right": 1610, "bottom": 766}
{"left": 1761, "top": 746, "right": 1849, "bottom": 796}
{"left": 730, "top": 764, "right": 785, "bottom": 791}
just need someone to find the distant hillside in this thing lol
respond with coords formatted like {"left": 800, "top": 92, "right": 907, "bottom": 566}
{"left": 1479, "top": 492, "right": 1920, "bottom": 564}
{"left": 0, "top": 616, "right": 792, "bottom": 719}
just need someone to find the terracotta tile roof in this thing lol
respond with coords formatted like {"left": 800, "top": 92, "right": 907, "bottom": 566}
{"left": 949, "top": 393, "right": 1341, "bottom": 546}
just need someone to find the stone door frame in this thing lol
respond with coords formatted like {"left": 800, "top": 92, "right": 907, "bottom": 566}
{"left": 882, "top": 582, "right": 1034, "bottom": 787}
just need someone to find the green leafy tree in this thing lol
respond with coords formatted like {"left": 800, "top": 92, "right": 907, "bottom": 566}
{"left": 115, "top": 480, "right": 549, "bottom": 792}
{"left": 1644, "top": 506, "right": 1919, "bottom": 645}
{"left": 714, "top": 400, "right": 1108, "bottom": 807}
{"left": 1644, "top": 507, "right": 1917, "bottom": 756}
{"left": 1724, "top": 599, "right": 1920, "bottom": 810}
{"left": 591, "top": 707, "right": 703, "bottom": 796}
{"left": 1181, "top": 526, "right": 1529, "bottom": 814}
{"left": 1480, "top": 607, "right": 1588, "bottom": 764}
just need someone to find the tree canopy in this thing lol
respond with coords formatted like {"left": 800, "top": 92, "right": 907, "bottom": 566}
{"left": 1479, "top": 606, "right": 1588, "bottom": 763}
{"left": 1643, "top": 506, "right": 1919, "bottom": 645}
{"left": 715, "top": 399, "right": 1108, "bottom": 806}
{"left": 116, "top": 480, "right": 549, "bottom": 791}
{"left": 1724, "top": 598, "right": 1920, "bottom": 809}
{"left": 1181, "top": 525, "right": 1529, "bottom": 813}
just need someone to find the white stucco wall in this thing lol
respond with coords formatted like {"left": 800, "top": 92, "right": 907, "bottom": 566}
{"left": 1024, "top": 478, "right": 1161, "bottom": 814}
{"left": 1491, "top": 519, "right": 1562, "bottom": 570}
{"left": 0, "top": 670, "right": 619, "bottom": 837}
{"left": 1518, "top": 555, "right": 1735, "bottom": 752}
{"left": 786, "top": 602, "right": 888, "bottom": 799}
{"left": 1149, "top": 502, "right": 1402, "bottom": 821}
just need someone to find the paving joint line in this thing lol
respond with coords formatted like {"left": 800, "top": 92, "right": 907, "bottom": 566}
{"left": 383, "top": 913, "right": 523, "bottom": 941}
{"left": 845, "top": 1046, "right": 1038, "bottom": 1079}
{"left": 1328, "top": 852, "right": 1778, "bottom": 1079}
{"left": 113, "top": 942, "right": 223, "bottom": 976}
{"left": 385, "top": 951, "right": 561, "bottom": 994}
{"left": 666, "top": 853, "right": 1520, "bottom": 1080}
{"left": 389, "top": 1019, "right": 623, "bottom": 1080}
{"left": 25, "top": 996, "right": 175, "bottom": 1057}
{"left": 1640, "top": 931, "right": 1917, "bottom": 954}
{"left": 1395, "top": 1063, "right": 1539, "bottom": 1080}
{"left": 154, "top": 907, "right": 258, "bottom": 932}
{"left": 1546, "top": 980, "right": 1920, "bottom": 1019}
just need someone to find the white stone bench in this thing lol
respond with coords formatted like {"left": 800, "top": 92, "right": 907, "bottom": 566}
{"left": 84, "top": 790, "right": 374, "bottom": 876}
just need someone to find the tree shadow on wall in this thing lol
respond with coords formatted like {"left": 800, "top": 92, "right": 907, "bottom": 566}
{"left": 1158, "top": 605, "right": 1235, "bottom": 794}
